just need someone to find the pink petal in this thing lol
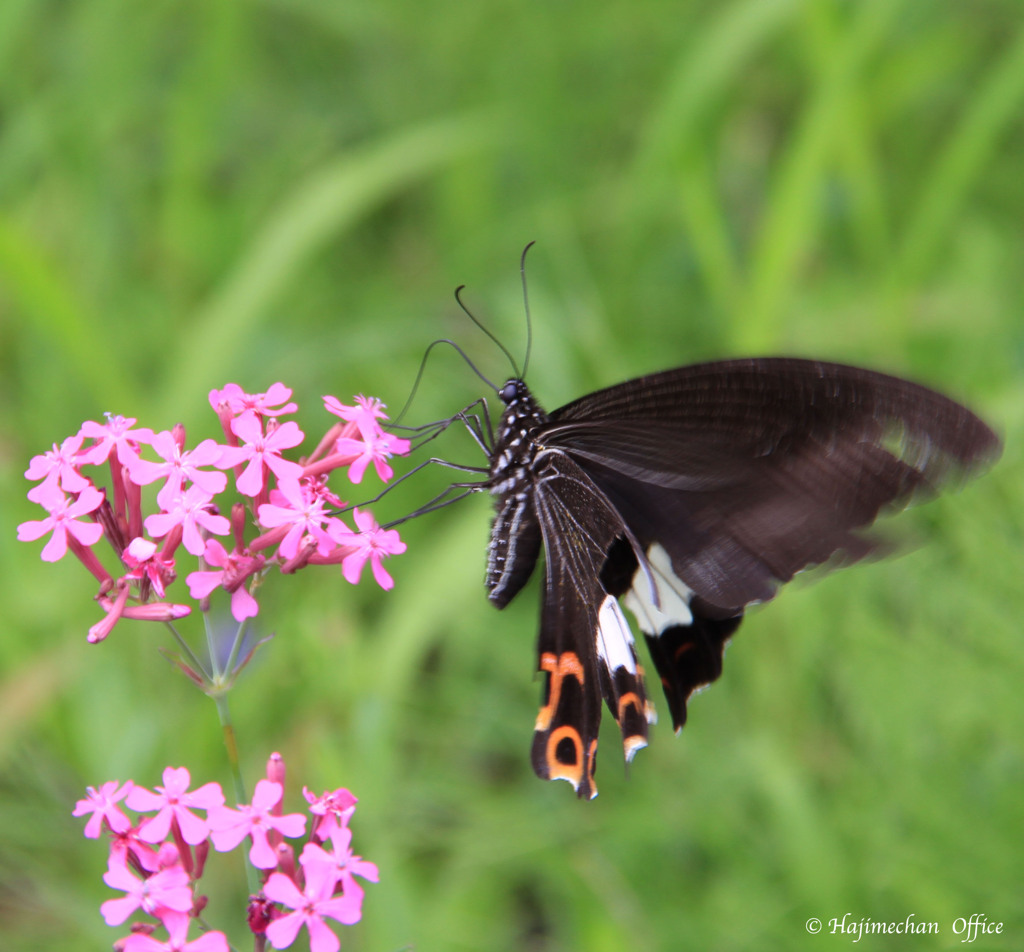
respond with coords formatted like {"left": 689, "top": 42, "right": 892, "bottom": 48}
{"left": 230, "top": 412, "right": 263, "bottom": 443}
{"left": 341, "top": 550, "right": 368, "bottom": 585}
{"left": 266, "top": 420, "right": 304, "bottom": 452}
{"left": 188, "top": 933, "right": 230, "bottom": 952}
{"left": 137, "top": 807, "right": 173, "bottom": 843}
{"left": 265, "top": 911, "right": 305, "bottom": 951}
{"left": 306, "top": 916, "right": 342, "bottom": 952}
{"left": 153, "top": 883, "right": 194, "bottom": 914}
{"left": 125, "top": 786, "right": 165, "bottom": 812}
{"left": 66, "top": 519, "right": 104, "bottom": 547}
{"left": 248, "top": 829, "right": 279, "bottom": 869}
{"left": 100, "top": 894, "right": 140, "bottom": 926}
{"left": 161, "top": 767, "right": 192, "bottom": 794}
{"left": 351, "top": 508, "right": 375, "bottom": 533}
{"left": 251, "top": 780, "right": 283, "bottom": 812}
{"left": 230, "top": 586, "right": 259, "bottom": 621}
{"left": 175, "top": 807, "right": 211, "bottom": 846}
{"left": 235, "top": 459, "right": 265, "bottom": 496}
{"left": 347, "top": 454, "right": 370, "bottom": 484}
{"left": 370, "top": 558, "right": 394, "bottom": 591}
{"left": 319, "top": 892, "right": 362, "bottom": 927}
{"left": 40, "top": 527, "right": 69, "bottom": 561}
{"left": 186, "top": 780, "right": 226, "bottom": 810}
{"left": 186, "top": 569, "right": 224, "bottom": 599}
{"left": 145, "top": 511, "right": 179, "bottom": 539}
{"left": 371, "top": 456, "right": 394, "bottom": 482}
{"left": 103, "top": 858, "right": 141, "bottom": 892}
{"left": 16, "top": 518, "right": 52, "bottom": 543}
{"left": 190, "top": 467, "right": 228, "bottom": 495}
{"left": 352, "top": 857, "right": 380, "bottom": 883}
{"left": 270, "top": 812, "right": 307, "bottom": 838}
{"left": 263, "top": 871, "right": 305, "bottom": 908}
{"left": 209, "top": 821, "right": 249, "bottom": 853}
{"left": 217, "top": 445, "right": 249, "bottom": 468}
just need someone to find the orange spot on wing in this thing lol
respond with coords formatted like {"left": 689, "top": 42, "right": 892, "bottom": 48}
{"left": 545, "top": 725, "right": 584, "bottom": 787}
{"left": 617, "top": 691, "right": 643, "bottom": 722}
{"left": 534, "top": 651, "right": 584, "bottom": 731}
{"left": 673, "top": 642, "right": 693, "bottom": 662}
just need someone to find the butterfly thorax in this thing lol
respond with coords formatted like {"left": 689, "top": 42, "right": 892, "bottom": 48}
{"left": 485, "top": 379, "right": 549, "bottom": 607}
{"left": 488, "top": 379, "right": 550, "bottom": 491}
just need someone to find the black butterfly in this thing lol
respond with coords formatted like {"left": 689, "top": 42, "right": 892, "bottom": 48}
{"left": 479, "top": 357, "right": 999, "bottom": 798}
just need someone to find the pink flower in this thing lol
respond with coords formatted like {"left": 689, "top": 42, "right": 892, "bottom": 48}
{"left": 109, "top": 827, "right": 162, "bottom": 874}
{"left": 129, "top": 431, "right": 229, "bottom": 498}
{"left": 145, "top": 485, "right": 230, "bottom": 557}
{"left": 185, "top": 539, "right": 262, "bottom": 621}
{"left": 126, "top": 767, "right": 225, "bottom": 846}
{"left": 264, "top": 862, "right": 362, "bottom": 952}
{"left": 24, "top": 433, "right": 92, "bottom": 497}
{"left": 17, "top": 485, "right": 104, "bottom": 561}
{"left": 208, "top": 780, "right": 306, "bottom": 869}
{"left": 323, "top": 394, "right": 388, "bottom": 443}
{"left": 218, "top": 413, "right": 305, "bottom": 496}
{"left": 77, "top": 414, "right": 155, "bottom": 467}
{"left": 303, "top": 787, "right": 357, "bottom": 840}
{"left": 301, "top": 827, "right": 378, "bottom": 906}
{"left": 122, "top": 914, "right": 229, "bottom": 952}
{"left": 256, "top": 480, "right": 338, "bottom": 561}
{"left": 329, "top": 508, "right": 406, "bottom": 590}
{"left": 123, "top": 538, "right": 176, "bottom": 599}
{"left": 73, "top": 780, "right": 134, "bottom": 838}
{"left": 100, "top": 853, "right": 193, "bottom": 926}
{"left": 332, "top": 430, "right": 409, "bottom": 484}
{"left": 209, "top": 383, "right": 297, "bottom": 418}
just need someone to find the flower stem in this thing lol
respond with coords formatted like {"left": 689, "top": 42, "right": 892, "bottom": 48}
{"left": 211, "top": 689, "right": 260, "bottom": 896}
{"left": 164, "top": 619, "right": 209, "bottom": 680}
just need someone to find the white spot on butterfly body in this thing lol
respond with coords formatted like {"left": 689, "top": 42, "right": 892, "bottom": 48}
{"left": 596, "top": 595, "right": 637, "bottom": 674}
{"left": 623, "top": 543, "right": 694, "bottom": 636}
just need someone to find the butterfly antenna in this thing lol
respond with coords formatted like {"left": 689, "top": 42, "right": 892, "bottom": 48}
{"left": 455, "top": 285, "right": 521, "bottom": 379}
{"left": 392, "top": 337, "right": 499, "bottom": 426}
{"left": 519, "top": 240, "right": 535, "bottom": 379}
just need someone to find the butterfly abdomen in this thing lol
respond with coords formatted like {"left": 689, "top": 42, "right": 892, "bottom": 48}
{"left": 485, "top": 380, "right": 549, "bottom": 607}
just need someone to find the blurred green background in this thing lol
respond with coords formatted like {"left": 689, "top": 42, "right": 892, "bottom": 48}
{"left": 1, "top": 0, "right": 1022, "bottom": 949}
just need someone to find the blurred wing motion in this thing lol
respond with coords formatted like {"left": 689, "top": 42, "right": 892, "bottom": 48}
{"left": 484, "top": 358, "right": 1000, "bottom": 798}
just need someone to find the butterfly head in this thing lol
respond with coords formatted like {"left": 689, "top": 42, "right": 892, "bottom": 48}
{"left": 499, "top": 379, "right": 527, "bottom": 406}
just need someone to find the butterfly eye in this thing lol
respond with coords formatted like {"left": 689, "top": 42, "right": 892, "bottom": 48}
{"left": 500, "top": 381, "right": 519, "bottom": 404}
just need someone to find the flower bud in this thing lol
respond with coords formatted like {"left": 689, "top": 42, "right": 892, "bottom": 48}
{"left": 247, "top": 894, "right": 274, "bottom": 935}
{"left": 266, "top": 752, "right": 286, "bottom": 788}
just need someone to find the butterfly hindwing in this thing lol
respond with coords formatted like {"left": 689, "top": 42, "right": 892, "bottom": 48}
{"left": 529, "top": 450, "right": 653, "bottom": 798}
{"left": 601, "top": 536, "right": 742, "bottom": 733}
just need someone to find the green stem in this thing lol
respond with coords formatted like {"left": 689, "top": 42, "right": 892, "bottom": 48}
{"left": 211, "top": 688, "right": 259, "bottom": 896}
{"left": 164, "top": 619, "right": 209, "bottom": 679}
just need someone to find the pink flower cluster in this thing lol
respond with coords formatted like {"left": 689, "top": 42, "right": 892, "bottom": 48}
{"left": 74, "top": 756, "right": 378, "bottom": 952}
{"left": 17, "top": 384, "right": 409, "bottom": 642}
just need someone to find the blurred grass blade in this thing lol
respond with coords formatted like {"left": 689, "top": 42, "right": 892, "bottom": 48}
{"left": 623, "top": 0, "right": 799, "bottom": 301}
{"left": 899, "top": 26, "right": 1024, "bottom": 283}
{"left": 163, "top": 114, "right": 495, "bottom": 413}
{"left": 630, "top": 0, "right": 800, "bottom": 179}
{"left": 0, "top": 216, "right": 130, "bottom": 409}
{"left": 736, "top": 0, "right": 897, "bottom": 352}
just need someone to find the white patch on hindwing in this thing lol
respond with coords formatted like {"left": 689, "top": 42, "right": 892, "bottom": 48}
{"left": 622, "top": 543, "right": 694, "bottom": 636}
{"left": 595, "top": 595, "right": 638, "bottom": 675}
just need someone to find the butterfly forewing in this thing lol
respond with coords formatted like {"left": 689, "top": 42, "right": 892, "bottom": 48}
{"left": 485, "top": 358, "right": 1000, "bottom": 798}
